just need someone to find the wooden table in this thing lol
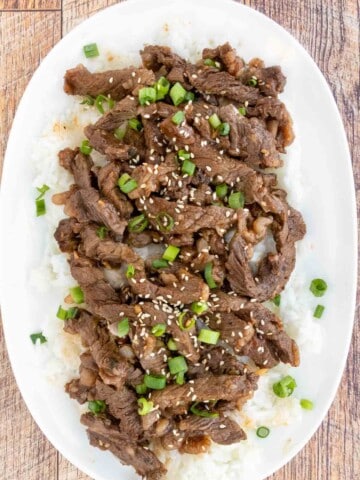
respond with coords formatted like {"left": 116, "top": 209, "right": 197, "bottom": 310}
{"left": 0, "top": 1, "right": 359, "bottom": 479}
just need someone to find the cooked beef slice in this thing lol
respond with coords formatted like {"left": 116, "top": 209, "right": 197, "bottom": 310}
{"left": 178, "top": 415, "right": 246, "bottom": 445}
{"left": 202, "top": 42, "right": 245, "bottom": 78}
{"left": 58, "top": 147, "right": 95, "bottom": 188}
{"left": 130, "top": 324, "right": 168, "bottom": 374}
{"left": 54, "top": 217, "right": 82, "bottom": 253}
{"left": 97, "top": 162, "right": 134, "bottom": 218}
{"left": 84, "top": 125, "right": 138, "bottom": 161}
{"left": 188, "top": 346, "right": 245, "bottom": 378}
{"left": 93, "top": 95, "right": 138, "bottom": 131}
{"left": 64, "top": 64, "right": 155, "bottom": 100}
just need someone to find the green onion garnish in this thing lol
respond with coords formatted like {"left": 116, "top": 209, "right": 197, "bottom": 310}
{"left": 96, "top": 226, "right": 108, "bottom": 239}
{"left": 66, "top": 307, "right": 79, "bottom": 319}
{"left": 83, "top": 43, "right": 99, "bottom": 58}
{"left": 151, "top": 323, "right": 166, "bottom": 337}
{"left": 95, "top": 94, "right": 114, "bottom": 114}
{"left": 114, "top": 124, "right": 127, "bottom": 140}
{"left": 273, "top": 375, "right": 297, "bottom": 398}
{"left": 209, "top": 113, "right": 221, "bottom": 129}
{"left": 313, "top": 304, "right": 325, "bottom": 318}
{"left": 80, "top": 95, "right": 95, "bottom": 105}
{"left": 198, "top": 328, "right": 220, "bottom": 345}
{"left": 30, "top": 332, "right": 47, "bottom": 345}
{"left": 135, "top": 383, "right": 147, "bottom": 395}
{"left": 70, "top": 286, "right": 84, "bottom": 304}
{"left": 118, "top": 173, "right": 138, "bottom": 194}
{"left": 203, "top": 58, "right": 221, "bottom": 68}
{"left": 228, "top": 191, "right": 245, "bottom": 209}
{"left": 191, "top": 301, "right": 208, "bottom": 315}
{"left": 256, "top": 426, "right": 270, "bottom": 438}
{"left": 247, "top": 77, "right": 258, "bottom": 86}
{"left": 35, "top": 199, "right": 46, "bottom": 217}
{"left": 167, "top": 338, "right": 178, "bottom": 351}
{"left": 155, "top": 76, "right": 170, "bottom": 100}
{"left": 216, "top": 183, "right": 228, "bottom": 199}
{"left": 204, "top": 262, "right": 217, "bottom": 289}
{"left": 181, "top": 159, "right": 196, "bottom": 176}
{"left": 176, "top": 371, "right": 185, "bottom": 385}
{"left": 138, "top": 86, "right": 157, "bottom": 106}
{"left": 272, "top": 294, "right": 281, "bottom": 307}
{"left": 128, "top": 117, "right": 143, "bottom": 131}
{"left": 172, "top": 111, "right": 185, "bottom": 125}
{"left": 80, "top": 139, "right": 92, "bottom": 155}
{"left": 117, "top": 318, "right": 129, "bottom": 337}
{"left": 310, "top": 278, "right": 327, "bottom": 297}
{"left": 168, "top": 356, "right": 188, "bottom": 375}
{"left": 178, "top": 149, "right": 191, "bottom": 161}
{"left": 138, "top": 397, "right": 154, "bottom": 415}
{"left": 152, "top": 259, "right": 169, "bottom": 269}
{"left": 218, "top": 122, "right": 230, "bottom": 136}
{"left": 184, "top": 91, "right": 195, "bottom": 102}
{"left": 162, "top": 245, "right": 180, "bottom": 262}
{"left": 88, "top": 400, "right": 106, "bottom": 414}
{"left": 155, "top": 212, "right": 174, "bottom": 232}
{"left": 128, "top": 214, "right": 148, "bottom": 233}
{"left": 36, "top": 184, "right": 49, "bottom": 200}
{"left": 170, "top": 82, "right": 187, "bottom": 106}
{"left": 238, "top": 106, "right": 247, "bottom": 116}
{"left": 126, "top": 264, "right": 135, "bottom": 278}
{"left": 177, "top": 311, "right": 196, "bottom": 331}
{"left": 300, "top": 399, "right": 314, "bottom": 410}
{"left": 144, "top": 374, "right": 167, "bottom": 390}
{"left": 56, "top": 305, "right": 78, "bottom": 320}
{"left": 190, "top": 402, "right": 219, "bottom": 418}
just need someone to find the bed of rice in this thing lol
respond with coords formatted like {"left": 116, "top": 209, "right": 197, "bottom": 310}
{"left": 29, "top": 44, "right": 323, "bottom": 479}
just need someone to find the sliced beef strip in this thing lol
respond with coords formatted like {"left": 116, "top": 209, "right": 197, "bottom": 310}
{"left": 188, "top": 345, "right": 246, "bottom": 378}
{"left": 58, "top": 147, "right": 96, "bottom": 188}
{"left": 64, "top": 187, "right": 127, "bottom": 236}
{"left": 81, "top": 413, "right": 166, "bottom": 480}
{"left": 207, "top": 312, "right": 255, "bottom": 353}
{"left": 178, "top": 415, "right": 246, "bottom": 445}
{"left": 84, "top": 125, "right": 138, "bottom": 161}
{"left": 64, "top": 64, "right": 155, "bottom": 100}
{"left": 159, "top": 115, "right": 196, "bottom": 146}
{"left": 97, "top": 162, "right": 134, "bottom": 218}
{"left": 130, "top": 324, "right": 168, "bottom": 375}
{"left": 202, "top": 42, "right": 245, "bottom": 78}
{"left": 241, "top": 57, "right": 286, "bottom": 97}
{"left": 54, "top": 217, "right": 82, "bottom": 253}
{"left": 93, "top": 95, "right": 138, "bottom": 131}
{"left": 65, "top": 351, "right": 98, "bottom": 404}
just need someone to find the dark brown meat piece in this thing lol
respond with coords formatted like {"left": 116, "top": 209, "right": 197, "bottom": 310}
{"left": 188, "top": 346, "right": 246, "bottom": 378}
{"left": 58, "top": 147, "right": 96, "bottom": 188}
{"left": 64, "top": 64, "right": 155, "bottom": 100}
{"left": 84, "top": 125, "right": 138, "bottom": 161}
{"left": 202, "top": 42, "right": 245, "bottom": 77}
{"left": 97, "top": 162, "right": 134, "bottom": 218}
{"left": 179, "top": 416, "right": 246, "bottom": 445}
{"left": 54, "top": 217, "right": 82, "bottom": 253}
{"left": 130, "top": 325, "right": 167, "bottom": 375}
{"left": 93, "top": 95, "right": 138, "bottom": 131}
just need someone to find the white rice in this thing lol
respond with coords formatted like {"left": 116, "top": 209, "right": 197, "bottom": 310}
{"left": 29, "top": 44, "right": 322, "bottom": 479}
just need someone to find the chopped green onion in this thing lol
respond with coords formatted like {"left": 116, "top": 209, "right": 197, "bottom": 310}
{"left": 172, "top": 110, "right": 185, "bottom": 125}
{"left": 272, "top": 294, "right": 281, "bottom": 307}
{"left": 228, "top": 191, "right": 245, "bottom": 209}
{"left": 167, "top": 338, "right": 178, "bottom": 351}
{"left": 155, "top": 76, "right": 170, "bottom": 100}
{"left": 30, "top": 332, "right": 47, "bottom": 345}
{"left": 117, "top": 318, "right": 129, "bottom": 337}
{"left": 190, "top": 402, "right": 219, "bottom": 418}
{"left": 95, "top": 94, "right": 114, "bottom": 114}
{"left": 114, "top": 124, "right": 127, "bottom": 140}
{"left": 128, "top": 214, "right": 148, "bottom": 233}
{"left": 138, "top": 397, "right": 154, "bottom": 415}
{"left": 80, "top": 95, "right": 95, "bottom": 105}
{"left": 36, "top": 198, "right": 46, "bottom": 217}
{"left": 66, "top": 307, "right": 78, "bottom": 319}
{"left": 36, "top": 184, "right": 49, "bottom": 200}
{"left": 96, "top": 226, "right": 108, "bottom": 239}
{"left": 126, "top": 264, "right": 135, "bottom": 278}
{"left": 152, "top": 259, "right": 169, "bottom": 269}
{"left": 313, "top": 304, "right": 325, "bottom": 319}
{"left": 300, "top": 399, "right": 314, "bottom": 410}
{"left": 216, "top": 183, "right": 228, "bottom": 199}
{"left": 168, "top": 356, "right": 188, "bottom": 375}
{"left": 198, "top": 328, "right": 220, "bottom": 345}
{"left": 256, "top": 426, "right": 270, "bottom": 438}
{"left": 177, "top": 311, "right": 196, "bottom": 331}
{"left": 209, "top": 113, "right": 221, "bottom": 129}
{"left": 135, "top": 383, "right": 147, "bottom": 395}
{"left": 138, "top": 86, "right": 157, "bottom": 105}
{"left": 203, "top": 58, "right": 221, "bottom": 68}
{"left": 56, "top": 306, "right": 68, "bottom": 320}
{"left": 170, "top": 82, "right": 187, "bottom": 106}
{"left": 151, "top": 323, "right": 166, "bottom": 337}
{"left": 204, "top": 262, "right": 217, "bottom": 289}
{"left": 128, "top": 117, "right": 143, "bottom": 131}
{"left": 162, "top": 245, "right": 180, "bottom": 262}
{"left": 310, "top": 278, "right": 327, "bottom": 297}
{"left": 155, "top": 212, "right": 174, "bottom": 232}
{"left": 70, "top": 286, "right": 84, "bottom": 304}
{"left": 88, "top": 400, "right": 106, "bottom": 414}
{"left": 191, "top": 301, "right": 209, "bottom": 315}
{"left": 181, "top": 159, "right": 196, "bottom": 176}
{"left": 238, "top": 106, "right": 247, "bottom": 116}
{"left": 80, "top": 139, "right": 92, "bottom": 155}
{"left": 118, "top": 173, "right": 138, "bottom": 194}
{"left": 273, "top": 375, "right": 297, "bottom": 398}
{"left": 176, "top": 371, "right": 185, "bottom": 385}
{"left": 184, "top": 91, "right": 195, "bottom": 102}
{"left": 83, "top": 43, "right": 99, "bottom": 58}
{"left": 178, "top": 149, "right": 191, "bottom": 161}
{"left": 218, "top": 122, "right": 230, "bottom": 136}
{"left": 247, "top": 77, "right": 258, "bottom": 86}
{"left": 144, "top": 374, "right": 167, "bottom": 390}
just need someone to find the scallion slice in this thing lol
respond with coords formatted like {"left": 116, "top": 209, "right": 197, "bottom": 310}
{"left": 95, "top": 94, "right": 114, "bottom": 114}
{"left": 310, "top": 278, "right": 327, "bottom": 297}
{"left": 238, "top": 106, "right": 247, "bottom": 116}
{"left": 80, "top": 139, "right": 92, "bottom": 155}
{"left": 170, "top": 82, "right": 187, "bottom": 106}
{"left": 83, "top": 43, "right": 99, "bottom": 58}
{"left": 162, "top": 245, "right": 180, "bottom": 262}
{"left": 35, "top": 198, "right": 46, "bottom": 217}
{"left": 176, "top": 371, "right": 185, "bottom": 385}
{"left": 228, "top": 191, "right": 245, "bottom": 209}
{"left": 128, "top": 214, "right": 148, "bottom": 233}
{"left": 118, "top": 173, "right": 138, "bottom": 194}
{"left": 138, "top": 86, "right": 157, "bottom": 105}
{"left": 177, "top": 311, "right": 196, "bottom": 331}
{"left": 167, "top": 338, "right": 178, "bottom": 351}
{"left": 152, "top": 259, "right": 169, "bottom": 269}
{"left": 218, "top": 122, "right": 230, "bottom": 136}
{"left": 184, "top": 91, "right": 195, "bottom": 102}
{"left": 56, "top": 306, "right": 68, "bottom": 320}
{"left": 151, "top": 323, "right": 166, "bottom": 337}
{"left": 172, "top": 110, "right": 185, "bottom": 125}
{"left": 256, "top": 426, "right": 270, "bottom": 438}
{"left": 209, "top": 113, "right": 221, "bottom": 129}
{"left": 178, "top": 149, "right": 191, "bottom": 161}
{"left": 114, "top": 124, "right": 127, "bottom": 140}
{"left": 190, "top": 402, "right": 219, "bottom": 418}
{"left": 126, "top": 264, "right": 135, "bottom": 278}
{"left": 181, "top": 159, "right": 196, "bottom": 176}
{"left": 300, "top": 398, "right": 314, "bottom": 410}
{"left": 30, "top": 332, "right": 47, "bottom": 345}
{"left": 272, "top": 294, "right": 281, "bottom": 307}
{"left": 80, "top": 95, "right": 95, "bottom": 105}
{"left": 128, "top": 118, "right": 143, "bottom": 132}
{"left": 168, "top": 356, "right": 188, "bottom": 375}
{"left": 88, "top": 400, "right": 106, "bottom": 414}
{"left": 66, "top": 307, "right": 78, "bottom": 319}
{"left": 273, "top": 376, "right": 297, "bottom": 398}
{"left": 155, "top": 212, "right": 174, "bottom": 232}
{"left": 247, "top": 77, "right": 258, "bottom": 86}
{"left": 155, "top": 76, "right": 170, "bottom": 100}
{"left": 216, "top": 183, "right": 228, "bottom": 199}
{"left": 191, "top": 301, "right": 209, "bottom": 315}
{"left": 117, "top": 318, "right": 129, "bottom": 337}
{"left": 203, "top": 58, "right": 221, "bottom": 68}
{"left": 135, "top": 383, "right": 147, "bottom": 395}
{"left": 36, "top": 184, "right": 49, "bottom": 200}
{"left": 70, "top": 286, "right": 84, "bottom": 304}
{"left": 96, "top": 226, "right": 108, "bottom": 239}
{"left": 313, "top": 304, "right": 325, "bottom": 318}
{"left": 204, "top": 262, "right": 217, "bottom": 289}
{"left": 144, "top": 374, "right": 166, "bottom": 390}
{"left": 138, "top": 397, "right": 154, "bottom": 415}
{"left": 198, "top": 328, "right": 220, "bottom": 345}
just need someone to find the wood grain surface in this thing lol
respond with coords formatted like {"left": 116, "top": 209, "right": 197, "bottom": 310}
{"left": 0, "top": 1, "right": 359, "bottom": 479}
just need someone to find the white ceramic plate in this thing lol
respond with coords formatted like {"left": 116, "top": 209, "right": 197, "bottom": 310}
{"left": 0, "top": 0, "right": 357, "bottom": 479}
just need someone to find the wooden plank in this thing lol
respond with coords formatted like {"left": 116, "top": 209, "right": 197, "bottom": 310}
{"left": 0, "top": 0, "right": 61, "bottom": 10}
{"left": 62, "top": 0, "right": 119, "bottom": 35}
